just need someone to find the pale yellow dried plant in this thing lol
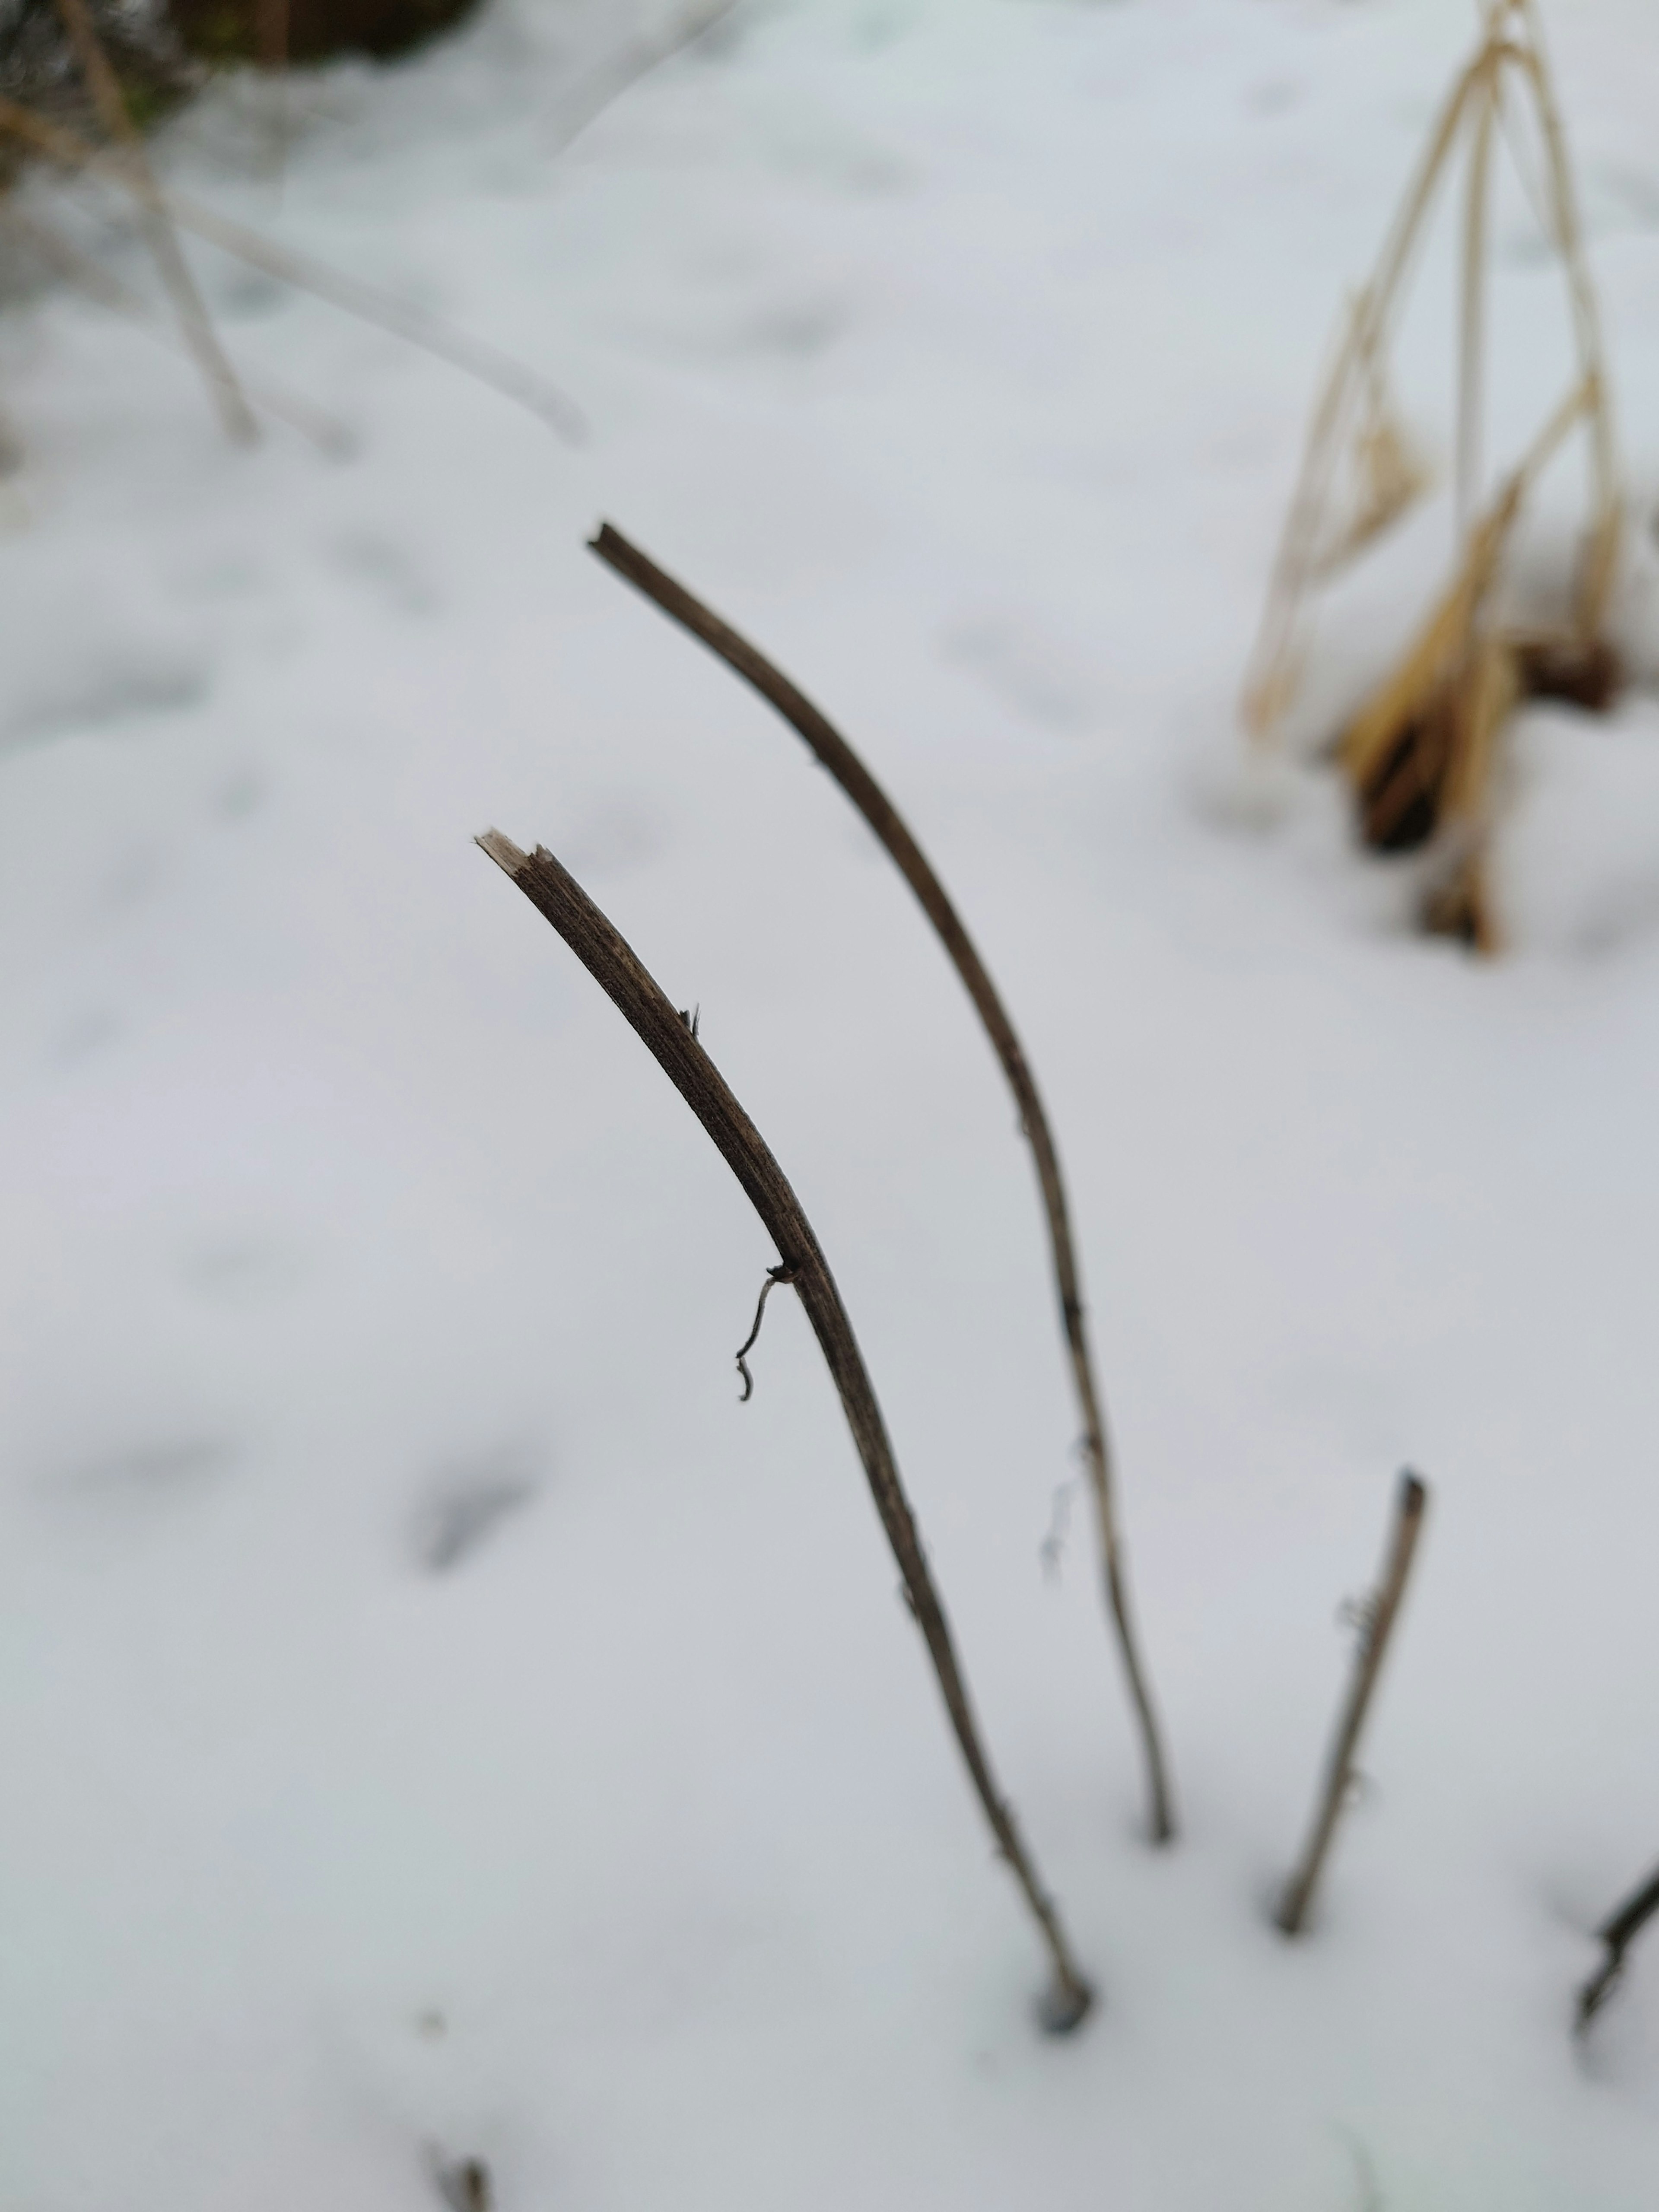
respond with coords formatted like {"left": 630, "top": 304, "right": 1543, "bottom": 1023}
{"left": 1241, "top": 0, "right": 1618, "bottom": 749}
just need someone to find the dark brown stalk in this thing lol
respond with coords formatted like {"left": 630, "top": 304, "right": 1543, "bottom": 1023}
{"left": 50, "top": 0, "right": 259, "bottom": 445}
{"left": 1577, "top": 1858, "right": 1659, "bottom": 2028}
{"left": 477, "top": 829, "right": 1093, "bottom": 2032}
{"left": 586, "top": 521, "right": 1176, "bottom": 1845}
{"left": 0, "top": 98, "right": 588, "bottom": 447}
{"left": 1277, "top": 1471, "right": 1428, "bottom": 1936}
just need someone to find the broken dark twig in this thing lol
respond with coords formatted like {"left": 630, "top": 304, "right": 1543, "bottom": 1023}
{"left": 1277, "top": 1469, "right": 1428, "bottom": 1936}
{"left": 586, "top": 520, "right": 1176, "bottom": 1845}
{"left": 1576, "top": 1857, "right": 1659, "bottom": 2028}
{"left": 476, "top": 829, "right": 1093, "bottom": 2031}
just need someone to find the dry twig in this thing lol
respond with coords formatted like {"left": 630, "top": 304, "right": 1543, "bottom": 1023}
{"left": 588, "top": 521, "right": 1176, "bottom": 1844}
{"left": 1277, "top": 1470, "right": 1428, "bottom": 1936}
{"left": 476, "top": 829, "right": 1094, "bottom": 2031}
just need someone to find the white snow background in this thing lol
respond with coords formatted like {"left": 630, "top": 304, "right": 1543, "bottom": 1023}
{"left": 4, "top": 0, "right": 1659, "bottom": 2205}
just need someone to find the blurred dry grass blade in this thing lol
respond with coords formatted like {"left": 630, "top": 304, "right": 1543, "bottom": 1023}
{"left": 0, "top": 202, "right": 352, "bottom": 450}
{"left": 545, "top": 0, "right": 744, "bottom": 156}
{"left": 588, "top": 521, "right": 1177, "bottom": 1846}
{"left": 0, "top": 95, "right": 589, "bottom": 445}
{"left": 475, "top": 829, "right": 1094, "bottom": 2032}
{"left": 1277, "top": 1471, "right": 1428, "bottom": 1938}
{"left": 51, "top": 0, "right": 259, "bottom": 442}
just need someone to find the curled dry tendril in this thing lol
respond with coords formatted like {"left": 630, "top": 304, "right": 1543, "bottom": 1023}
{"left": 735, "top": 1263, "right": 801, "bottom": 1401}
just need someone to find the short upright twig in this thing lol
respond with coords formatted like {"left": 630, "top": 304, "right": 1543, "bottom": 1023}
{"left": 477, "top": 830, "right": 1093, "bottom": 2031}
{"left": 1577, "top": 1858, "right": 1659, "bottom": 2028}
{"left": 587, "top": 521, "right": 1176, "bottom": 1847}
{"left": 51, "top": 0, "right": 258, "bottom": 445}
{"left": 1277, "top": 1470, "right": 1428, "bottom": 1936}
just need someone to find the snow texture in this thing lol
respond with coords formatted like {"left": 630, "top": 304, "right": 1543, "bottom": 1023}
{"left": 3, "top": 1, "right": 1659, "bottom": 2206}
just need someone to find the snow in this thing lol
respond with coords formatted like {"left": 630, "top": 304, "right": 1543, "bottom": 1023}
{"left": 4, "top": 0, "right": 1659, "bottom": 2204}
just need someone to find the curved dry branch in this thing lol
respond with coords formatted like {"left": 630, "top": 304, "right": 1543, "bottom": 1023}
{"left": 587, "top": 522, "right": 1175, "bottom": 1844}
{"left": 477, "top": 830, "right": 1094, "bottom": 2031}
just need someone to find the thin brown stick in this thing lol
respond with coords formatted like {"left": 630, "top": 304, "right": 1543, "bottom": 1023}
{"left": 477, "top": 829, "right": 1094, "bottom": 2031}
{"left": 51, "top": 0, "right": 258, "bottom": 445}
{"left": 587, "top": 521, "right": 1176, "bottom": 1845}
{"left": 1577, "top": 1858, "right": 1659, "bottom": 2028}
{"left": 1277, "top": 1471, "right": 1428, "bottom": 1936}
{"left": 0, "top": 97, "right": 588, "bottom": 446}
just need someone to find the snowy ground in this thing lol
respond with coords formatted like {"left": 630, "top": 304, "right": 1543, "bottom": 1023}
{"left": 5, "top": 1, "right": 1659, "bottom": 2205}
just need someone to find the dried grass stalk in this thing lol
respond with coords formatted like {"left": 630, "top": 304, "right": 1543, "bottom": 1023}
{"left": 0, "top": 95, "right": 588, "bottom": 445}
{"left": 1338, "top": 373, "right": 1591, "bottom": 947}
{"left": 1243, "top": 0, "right": 1619, "bottom": 808}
